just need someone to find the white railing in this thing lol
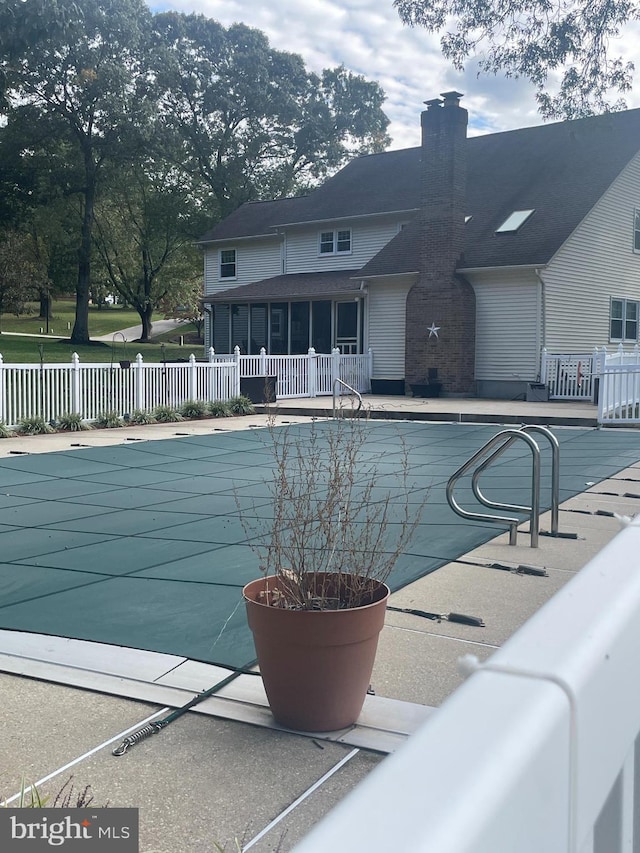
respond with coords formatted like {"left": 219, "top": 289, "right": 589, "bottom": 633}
{"left": 0, "top": 348, "right": 372, "bottom": 426}
{"left": 592, "top": 345, "right": 640, "bottom": 424}
{"left": 598, "top": 364, "right": 640, "bottom": 424}
{"left": 292, "top": 519, "right": 640, "bottom": 853}
{"left": 540, "top": 349, "right": 602, "bottom": 400}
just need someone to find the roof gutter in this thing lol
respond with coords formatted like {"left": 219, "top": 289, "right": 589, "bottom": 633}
{"left": 196, "top": 232, "right": 282, "bottom": 247}
{"left": 353, "top": 270, "right": 419, "bottom": 281}
{"left": 202, "top": 289, "right": 361, "bottom": 304}
{"left": 272, "top": 209, "right": 419, "bottom": 229}
{"left": 457, "top": 263, "right": 546, "bottom": 274}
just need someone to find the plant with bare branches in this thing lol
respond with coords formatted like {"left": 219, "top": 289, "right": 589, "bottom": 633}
{"left": 243, "top": 408, "right": 426, "bottom": 610}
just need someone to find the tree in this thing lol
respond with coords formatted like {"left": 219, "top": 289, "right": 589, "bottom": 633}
{"left": 0, "top": 229, "right": 45, "bottom": 329}
{"left": 394, "top": 0, "right": 639, "bottom": 119}
{"left": 0, "top": 0, "right": 156, "bottom": 343}
{"left": 158, "top": 280, "right": 205, "bottom": 341}
{"left": 93, "top": 162, "right": 201, "bottom": 341}
{"left": 152, "top": 14, "right": 390, "bottom": 216}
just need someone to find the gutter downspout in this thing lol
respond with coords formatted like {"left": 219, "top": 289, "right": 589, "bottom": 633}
{"left": 534, "top": 268, "right": 547, "bottom": 382}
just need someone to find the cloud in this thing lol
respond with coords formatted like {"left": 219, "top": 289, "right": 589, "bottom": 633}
{"left": 148, "top": 0, "right": 640, "bottom": 148}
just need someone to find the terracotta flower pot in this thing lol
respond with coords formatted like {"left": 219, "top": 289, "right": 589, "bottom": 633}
{"left": 243, "top": 574, "right": 390, "bottom": 732}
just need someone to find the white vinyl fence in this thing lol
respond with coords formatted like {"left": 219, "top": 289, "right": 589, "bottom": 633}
{"left": 540, "top": 348, "right": 603, "bottom": 401}
{"left": 293, "top": 518, "right": 640, "bottom": 853}
{"left": 211, "top": 347, "right": 373, "bottom": 399}
{"left": 0, "top": 347, "right": 372, "bottom": 427}
{"left": 541, "top": 346, "right": 640, "bottom": 424}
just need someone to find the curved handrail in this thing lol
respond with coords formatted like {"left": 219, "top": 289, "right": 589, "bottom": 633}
{"left": 471, "top": 425, "right": 560, "bottom": 536}
{"left": 446, "top": 429, "right": 541, "bottom": 547}
{"left": 332, "top": 379, "right": 363, "bottom": 419}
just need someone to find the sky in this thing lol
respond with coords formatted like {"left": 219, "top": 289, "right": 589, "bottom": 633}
{"left": 148, "top": 0, "right": 640, "bottom": 150}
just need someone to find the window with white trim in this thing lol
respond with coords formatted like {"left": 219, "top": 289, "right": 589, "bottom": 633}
{"left": 610, "top": 298, "right": 639, "bottom": 341}
{"left": 634, "top": 209, "right": 640, "bottom": 252}
{"left": 219, "top": 248, "right": 236, "bottom": 279}
{"left": 318, "top": 229, "right": 351, "bottom": 255}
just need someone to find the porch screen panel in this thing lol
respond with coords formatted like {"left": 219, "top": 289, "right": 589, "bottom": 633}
{"left": 270, "top": 303, "right": 289, "bottom": 354}
{"left": 231, "top": 304, "right": 249, "bottom": 353}
{"left": 291, "top": 302, "right": 310, "bottom": 354}
{"left": 213, "top": 304, "right": 230, "bottom": 353}
{"left": 312, "top": 301, "right": 332, "bottom": 353}
{"left": 250, "top": 304, "right": 268, "bottom": 353}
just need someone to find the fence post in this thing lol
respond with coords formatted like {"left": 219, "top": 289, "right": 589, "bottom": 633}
{"left": 71, "top": 352, "right": 81, "bottom": 415}
{"left": 540, "top": 348, "right": 548, "bottom": 384}
{"left": 368, "top": 348, "right": 373, "bottom": 392}
{"left": 0, "top": 354, "right": 4, "bottom": 424}
{"left": 208, "top": 347, "right": 215, "bottom": 362}
{"left": 188, "top": 353, "right": 197, "bottom": 401}
{"left": 307, "top": 348, "right": 317, "bottom": 398}
{"left": 135, "top": 353, "right": 144, "bottom": 411}
{"left": 259, "top": 347, "right": 267, "bottom": 376}
{"left": 234, "top": 346, "right": 241, "bottom": 397}
{"left": 332, "top": 347, "right": 341, "bottom": 389}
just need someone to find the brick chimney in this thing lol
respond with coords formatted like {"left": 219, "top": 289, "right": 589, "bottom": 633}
{"left": 405, "top": 91, "right": 476, "bottom": 394}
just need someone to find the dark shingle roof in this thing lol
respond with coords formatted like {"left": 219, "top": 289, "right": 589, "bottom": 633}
{"left": 202, "top": 270, "right": 362, "bottom": 302}
{"left": 200, "top": 108, "right": 640, "bottom": 271}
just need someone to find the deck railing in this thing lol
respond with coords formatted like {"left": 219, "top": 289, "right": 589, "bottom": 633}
{"left": 540, "top": 348, "right": 604, "bottom": 400}
{"left": 292, "top": 518, "right": 640, "bottom": 853}
{"left": 0, "top": 347, "right": 372, "bottom": 427}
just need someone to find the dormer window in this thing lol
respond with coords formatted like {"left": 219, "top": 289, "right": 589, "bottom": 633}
{"left": 496, "top": 209, "right": 535, "bottom": 234}
{"left": 319, "top": 229, "right": 351, "bottom": 255}
{"left": 219, "top": 249, "right": 236, "bottom": 279}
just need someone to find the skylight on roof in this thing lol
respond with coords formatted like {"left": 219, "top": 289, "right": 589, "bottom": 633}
{"left": 496, "top": 209, "right": 535, "bottom": 234}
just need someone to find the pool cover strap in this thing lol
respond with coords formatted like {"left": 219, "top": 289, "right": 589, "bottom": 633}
{"left": 112, "top": 659, "right": 258, "bottom": 756}
{"left": 387, "top": 606, "right": 485, "bottom": 627}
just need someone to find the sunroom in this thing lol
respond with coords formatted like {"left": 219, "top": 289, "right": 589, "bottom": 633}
{"left": 201, "top": 270, "right": 366, "bottom": 356}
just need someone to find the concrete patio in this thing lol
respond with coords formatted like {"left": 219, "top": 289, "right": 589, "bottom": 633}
{"left": 0, "top": 394, "right": 635, "bottom": 852}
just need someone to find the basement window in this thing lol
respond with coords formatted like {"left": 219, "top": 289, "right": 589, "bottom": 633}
{"left": 496, "top": 209, "right": 535, "bottom": 234}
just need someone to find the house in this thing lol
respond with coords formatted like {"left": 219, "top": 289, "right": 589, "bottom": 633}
{"left": 199, "top": 94, "right": 640, "bottom": 399}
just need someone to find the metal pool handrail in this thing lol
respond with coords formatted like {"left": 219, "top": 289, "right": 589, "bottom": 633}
{"left": 332, "top": 379, "right": 363, "bottom": 419}
{"left": 446, "top": 428, "right": 541, "bottom": 547}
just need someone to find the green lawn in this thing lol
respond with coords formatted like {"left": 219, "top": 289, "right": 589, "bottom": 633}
{"left": 0, "top": 300, "right": 142, "bottom": 337}
{"left": 0, "top": 300, "right": 203, "bottom": 363}
{"left": 0, "top": 336, "right": 204, "bottom": 364}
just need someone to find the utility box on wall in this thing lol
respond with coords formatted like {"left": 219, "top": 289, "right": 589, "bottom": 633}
{"left": 240, "top": 376, "right": 277, "bottom": 404}
{"left": 526, "top": 383, "right": 549, "bottom": 402}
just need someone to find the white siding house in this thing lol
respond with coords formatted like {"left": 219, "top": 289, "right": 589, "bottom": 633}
{"left": 467, "top": 269, "right": 543, "bottom": 397}
{"left": 367, "top": 277, "right": 415, "bottom": 382}
{"left": 542, "top": 151, "right": 640, "bottom": 353}
{"left": 200, "top": 103, "right": 640, "bottom": 398}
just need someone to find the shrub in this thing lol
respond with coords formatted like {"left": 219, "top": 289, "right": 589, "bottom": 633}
{"left": 152, "top": 405, "right": 184, "bottom": 423}
{"left": 228, "top": 395, "right": 255, "bottom": 416}
{"left": 17, "top": 416, "right": 54, "bottom": 435}
{"left": 207, "top": 400, "right": 232, "bottom": 418}
{"left": 94, "top": 410, "right": 124, "bottom": 429}
{"left": 0, "top": 421, "right": 14, "bottom": 438}
{"left": 128, "top": 409, "right": 157, "bottom": 425}
{"left": 56, "top": 412, "right": 89, "bottom": 432}
{"left": 180, "top": 399, "right": 208, "bottom": 419}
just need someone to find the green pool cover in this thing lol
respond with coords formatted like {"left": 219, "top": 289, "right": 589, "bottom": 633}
{"left": 0, "top": 421, "right": 638, "bottom": 669}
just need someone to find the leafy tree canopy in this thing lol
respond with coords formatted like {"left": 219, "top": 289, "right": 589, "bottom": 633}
{"left": 394, "top": 0, "right": 640, "bottom": 118}
{"left": 151, "top": 13, "right": 390, "bottom": 216}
